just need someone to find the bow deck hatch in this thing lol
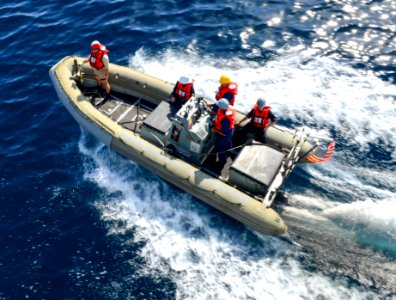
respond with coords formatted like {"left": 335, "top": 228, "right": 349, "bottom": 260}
{"left": 228, "top": 144, "right": 285, "bottom": 195}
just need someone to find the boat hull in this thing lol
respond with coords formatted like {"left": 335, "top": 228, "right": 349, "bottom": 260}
{"left": 50, "top": 56, "right": 289, "bottom": 236}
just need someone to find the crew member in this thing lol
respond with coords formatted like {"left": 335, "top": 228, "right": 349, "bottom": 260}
{"left": 169, "top": 76, "right": 195, "bottom": 107}
{"left": 83, "top": 40, "right": 111, "bottom": 100}
{"left": 236, "top": 97, "right": 277, "bottom": 143}
{"left": 215, "top": 74, "right": 238, "bottom": 106}
{"left": 212, "top": 98, "right": 236, "bottom": 172}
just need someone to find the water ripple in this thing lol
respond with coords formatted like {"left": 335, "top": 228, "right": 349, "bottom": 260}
{"left": 0, "top": 0, "right": 395, "bottom": 298}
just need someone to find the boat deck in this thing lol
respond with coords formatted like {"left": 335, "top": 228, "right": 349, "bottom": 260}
{"left": 81, "top": 87, "right": 252, "bottom": 186}
{"left": 82, "top": 87, "right": 156, "bottom": 133}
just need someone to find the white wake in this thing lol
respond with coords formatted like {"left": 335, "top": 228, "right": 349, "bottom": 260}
{"left": 76, "top": 46, "right": 396, "bottom": 298}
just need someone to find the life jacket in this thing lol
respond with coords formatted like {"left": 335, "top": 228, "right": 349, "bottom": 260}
{"left": 215, "top": 82, "right": 238, "bottom": 105}
{"left": 89, "top": 47, "right": 109, "bottom": 70}
{"left": 214, "top": 107, "right": 236, "bottom": 132}
{"left": 251, "top": 104, "right": 271, "bottom": 128}
{"left": 175, "top": 81, "right": 193, "bottom": 101}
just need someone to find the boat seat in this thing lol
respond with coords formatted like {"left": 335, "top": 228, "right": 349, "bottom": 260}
{"left": 142, "top": 101, "right": 179, "bottom": 135}
{"left": 140, "top": 101, "right": 179, "bottom": 146}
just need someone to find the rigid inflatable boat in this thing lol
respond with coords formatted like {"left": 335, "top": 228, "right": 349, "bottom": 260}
{"left": 49, "top": 56, "right": 334, "bottom": 236}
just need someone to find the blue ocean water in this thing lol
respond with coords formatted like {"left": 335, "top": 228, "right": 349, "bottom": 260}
{"left": 1, "top": 0, "right": 395, "bottom": 299}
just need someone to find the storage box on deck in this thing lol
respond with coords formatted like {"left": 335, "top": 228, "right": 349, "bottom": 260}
{"left": 228, "top": 144, "right": 285, "bottom": 195}
{"left": 141, "top": 101, "right": 178, "bottom": 147}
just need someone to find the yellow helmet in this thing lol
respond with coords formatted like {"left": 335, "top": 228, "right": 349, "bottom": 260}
{"left": 219, "top": 74, "right": 231, "bottom": 84}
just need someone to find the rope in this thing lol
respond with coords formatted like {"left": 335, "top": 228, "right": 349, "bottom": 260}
{"left": 200, "top": 142, "right": 248, "bottom": 156}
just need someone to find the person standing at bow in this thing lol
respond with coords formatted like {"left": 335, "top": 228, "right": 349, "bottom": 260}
{"left": 83, "top": 40, "right": 111, "bottom": 100}
{"left": 236, "top": 97, "right": 277, "bottom": 143}
{"left": 215, "top": 74, "right": 238, "bottom": 106}
{"left": 168, "top": 76, "right": 195, "bottom": 107}
{"left": 212, "top": 98, "right": 236, "bottom": 172}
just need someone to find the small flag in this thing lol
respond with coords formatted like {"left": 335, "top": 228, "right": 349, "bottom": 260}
{"left": 305, "top": 141, "right": 335, "bottom": 163}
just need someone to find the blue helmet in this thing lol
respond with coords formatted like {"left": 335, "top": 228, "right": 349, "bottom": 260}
{"left": 217, "top": 98, "right": 229, "bottom": 110}
{"left": 257, "top": 97, "right": 266, "bottom": 108}
{"left": 179, "top": 76, "right": 190, "bottom": 85}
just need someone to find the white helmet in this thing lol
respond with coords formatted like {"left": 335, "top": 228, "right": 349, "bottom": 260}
{"left": 91, "top": 40, "right": 100, "bottom": 47}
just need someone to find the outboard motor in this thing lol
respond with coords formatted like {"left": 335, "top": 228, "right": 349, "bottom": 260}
{"left": 71, "top": 59, "right": 82, "bottom": 87}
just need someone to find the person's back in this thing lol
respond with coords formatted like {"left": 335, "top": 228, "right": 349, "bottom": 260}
{"left": 215, "top": 74, "right": 238, "bottom": 106}
{"left": 212, "top": 98, "right": 236, "bottom": 171}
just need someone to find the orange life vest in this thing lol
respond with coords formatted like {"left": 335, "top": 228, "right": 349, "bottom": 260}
{"left": 214, "top": 107, "right": 236, "bottom": 131}
{"left": 215, "top": 82, "right": 238, "bottom": 105}
{"left": 89, "top": 49, "right": 109, "bottom": 70}
{"left": 251, "top": 105, "right": 271, "bottom": 128}
{"left": 175, "top": 81, "right": 193, "bottom": 101}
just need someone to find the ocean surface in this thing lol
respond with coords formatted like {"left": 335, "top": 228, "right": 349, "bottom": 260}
{"left": 1, "top": 0, "right": 395, "bottom": 299}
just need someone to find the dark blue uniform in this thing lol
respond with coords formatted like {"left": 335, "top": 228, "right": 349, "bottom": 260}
{"left": 240, "top": 108, "right": 276, "bottom": 143}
